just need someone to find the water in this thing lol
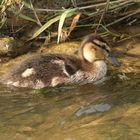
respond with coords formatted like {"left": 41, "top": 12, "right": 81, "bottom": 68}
{"left": 0, "top": 37, "right": 140, "bottom": 140}
{"left": 0, "top": 73, "right": 139, "bottom": 140}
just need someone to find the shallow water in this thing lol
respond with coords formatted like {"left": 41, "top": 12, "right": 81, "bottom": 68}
{"left": 0, "top": 36, "right": 140, "bottom": 140}
{"left": 0, "top": 73, "right": 140, "bottom": 140}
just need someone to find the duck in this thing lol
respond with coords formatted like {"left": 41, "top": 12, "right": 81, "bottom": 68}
{"left": 2, "top": 34, "right": 119, "bottom": 89}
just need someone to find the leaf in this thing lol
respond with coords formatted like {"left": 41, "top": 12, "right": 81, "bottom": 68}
{"left": 29, "top": 8, "right": 78, "bottom": 41}
{"left": 9, "top": 8, "right": 37, "bottom": 23}
{"left": 17, "top": 13, "right": 37, "bottom": 22}
{"left": 28, "top": 15, "right": 61, "bottom": 40}
{"left": 57, "top": 8, "right": 77, "bottom": 44}
{"left": 24, "top": 1, "right": 33, "bottom": 9}
{"left": 68, "top": 12, "right": 81, "bottom": 36}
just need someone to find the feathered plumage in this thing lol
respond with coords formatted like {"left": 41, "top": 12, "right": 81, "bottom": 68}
{"left": 2, "top": 34, "right": 119, "bottom": 89}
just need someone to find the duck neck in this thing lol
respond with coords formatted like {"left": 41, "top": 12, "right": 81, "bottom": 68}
{"left": 93, "top": 60, "right": 107, "bottom": 80}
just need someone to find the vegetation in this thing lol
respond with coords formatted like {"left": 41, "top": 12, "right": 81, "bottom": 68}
{"left": 0, "top": 0, "right": 140, "bottom": 43}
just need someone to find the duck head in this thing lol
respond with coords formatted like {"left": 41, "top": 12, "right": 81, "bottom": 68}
{"left": 79, "top": 34, "right": 120, "bottom": 66}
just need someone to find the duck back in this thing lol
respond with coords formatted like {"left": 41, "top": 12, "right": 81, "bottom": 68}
{"left": 2, "top": 54, "right": 83, "bottom": 88}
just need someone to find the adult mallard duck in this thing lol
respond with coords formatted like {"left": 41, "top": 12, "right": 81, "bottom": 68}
{"left": 2, "top": 34, "right": 119, "bottom": 89}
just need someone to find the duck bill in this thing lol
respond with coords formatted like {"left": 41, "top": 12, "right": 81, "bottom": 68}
{"left": 107, "top": 53, "right": 120, "bottom": 66}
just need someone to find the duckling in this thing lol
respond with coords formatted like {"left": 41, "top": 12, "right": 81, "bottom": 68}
{"left": 2, "top": 34, "right": 119, "bottom": 89}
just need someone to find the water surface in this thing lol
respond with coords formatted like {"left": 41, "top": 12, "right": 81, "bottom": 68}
{"left": 0, "top": 73, "right": 139, "bottom": 140}
{"left": 0, "top": 38, "right": 140, "bottom": 140}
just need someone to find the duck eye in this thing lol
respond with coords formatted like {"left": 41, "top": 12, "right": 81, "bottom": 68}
{"left": 101, "top": 45, "right": 106, "bottom": 49}
{"left": 102, "top": 45, "right": 110, "bottom": 52}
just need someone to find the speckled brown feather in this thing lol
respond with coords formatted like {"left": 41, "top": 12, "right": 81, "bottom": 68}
{"left": 3, "top": 53, "right": 91, "bottom": 88}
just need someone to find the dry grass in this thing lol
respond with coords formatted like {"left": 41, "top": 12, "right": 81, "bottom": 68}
{"left": 0, "top": 0, "right": 140, "bottom": 42}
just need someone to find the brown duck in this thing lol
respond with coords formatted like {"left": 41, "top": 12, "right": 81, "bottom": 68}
{"left": 2, "top": 34, "right": 119, "bottom": 89}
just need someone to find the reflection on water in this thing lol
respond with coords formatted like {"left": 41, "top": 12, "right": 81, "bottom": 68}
{"left": 0, "top": 74, "right": 140, "bottom": 140}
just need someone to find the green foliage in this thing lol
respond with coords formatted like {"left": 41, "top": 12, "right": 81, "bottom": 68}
{"left": 29, "top": 15, "right": 61, "bottom": 40}
{"left": 0, "top": 0, "right": 37, "bottom": 27}
{"left": 29, "top": 8, "right": 78, "bottom": 41}
{"left": 0, "top": 0, "right": 139, "bottom": 42}
{"left": 57, "top": 8, "right": 77, "bottom": 43}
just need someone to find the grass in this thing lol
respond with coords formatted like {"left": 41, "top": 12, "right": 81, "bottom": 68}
{"left": 0, "top": 0, "right": 140, "bottom": 42}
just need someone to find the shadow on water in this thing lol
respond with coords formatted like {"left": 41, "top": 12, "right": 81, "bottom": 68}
{"left": 0, "top": 72, "right": 139, "bottom": 140}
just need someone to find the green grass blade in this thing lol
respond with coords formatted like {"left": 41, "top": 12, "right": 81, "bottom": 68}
{"left": 57, "top": 9, "right": 77, "bottom": 44}
{"left": 29, "top": 15, "right": 61, "bottom": 40}
{"left": 8, "top": 8, "right": 37, "bottom": 23}
{"left": 29, "top": 8, "right": 78, "bottom": 41}
{"left": 17, "top": 13, "right": 37, "bottom": 22}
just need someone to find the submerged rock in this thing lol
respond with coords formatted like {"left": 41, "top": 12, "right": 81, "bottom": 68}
{"left": 75, "top": 103, "right": 111, "bottom": 117}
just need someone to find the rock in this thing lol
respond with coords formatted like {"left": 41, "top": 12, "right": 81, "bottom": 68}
{"left": 0, "top": 37, "right": 41, "bottom": 59}
{"left": 75, "top": 103, "right": 111, "bottom": 117}
{"left": 0, "top": 37, "right": 24, "bottom": 57}
{"left": 0, "top": 37, "right": 18, "bottom": 55}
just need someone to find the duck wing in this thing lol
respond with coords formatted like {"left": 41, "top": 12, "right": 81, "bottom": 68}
{"left": 3, "top": 54, "right": 82, "bottom": 88}
{"left": 64, "top": 57, "right": 82, "bottom": 75}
